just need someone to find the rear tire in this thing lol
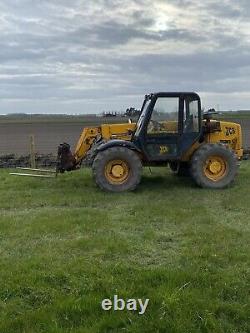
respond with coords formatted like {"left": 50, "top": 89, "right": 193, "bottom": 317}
{"left": 190, "top": 143, "right": 238, "bottom": 189}
{"left": 92, "top": 147, "right": 142, "bottom": 192}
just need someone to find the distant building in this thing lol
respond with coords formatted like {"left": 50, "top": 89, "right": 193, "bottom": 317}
{"left": 102, "top": 111, "right": 118, "bottom": 117}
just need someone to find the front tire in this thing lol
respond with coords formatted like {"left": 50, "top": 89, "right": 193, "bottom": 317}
{"left": 190, "top": 143, "right": 238, "bottom": 189}
{"left": 92, "top": 147, "right": 142, "bottom": 192}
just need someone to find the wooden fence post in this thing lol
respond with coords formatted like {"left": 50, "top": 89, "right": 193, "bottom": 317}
{"left": 30, "top": 134, "right": 36, "bottom": 168}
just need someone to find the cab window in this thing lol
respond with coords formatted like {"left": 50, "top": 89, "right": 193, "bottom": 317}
{"left": 183, "top": 99, "right": 199, "bottom": 133}
{"left": 147, "top": 97, "right": 179, "bottom": 134}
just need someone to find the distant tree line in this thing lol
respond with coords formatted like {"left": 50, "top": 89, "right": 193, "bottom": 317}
{"left": 102, "top": 107, "right": 141, "bottom": 118}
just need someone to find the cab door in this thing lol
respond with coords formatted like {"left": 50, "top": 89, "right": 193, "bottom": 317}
{"left": 143, "top": 96, "right": 182, "bottom": 161}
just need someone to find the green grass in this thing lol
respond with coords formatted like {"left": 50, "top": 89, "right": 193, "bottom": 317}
{"left": 0, "top": 164, "right": 249, "bottom": 333}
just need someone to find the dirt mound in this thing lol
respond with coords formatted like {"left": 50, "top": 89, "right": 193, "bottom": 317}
{"left": 0, "top": 154, "right": 57, "bottom": 168}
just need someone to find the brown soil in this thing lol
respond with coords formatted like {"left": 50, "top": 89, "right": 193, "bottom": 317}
{"left": 0, "top": 118, "right": 249, "bottom": 157}
{"left": 0, "top": 122, "right": 88, "bottom": 155}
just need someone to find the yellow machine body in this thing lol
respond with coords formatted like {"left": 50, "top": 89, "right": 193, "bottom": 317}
{"left": 181, "top": 120, "right": 243, "bottom": 161}
{"left": 205, "top": 121, "right": 243, "bottom": 159}
{"left": 74, "top": 123, "right": 136, "bottom": 163}
{"left": 73, "top": 119, "right": 243, "bottom": 164}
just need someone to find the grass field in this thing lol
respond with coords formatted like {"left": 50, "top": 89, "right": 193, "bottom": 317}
{"left": 0, "top": 163, "right": 249, "bottom": 333}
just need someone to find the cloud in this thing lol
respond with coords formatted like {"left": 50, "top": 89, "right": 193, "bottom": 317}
{"left": 0, "top": 0, "right": 250, "bottom": 113}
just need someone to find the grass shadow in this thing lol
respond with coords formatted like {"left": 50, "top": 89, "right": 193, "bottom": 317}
{"left": 139, "top": 172, "right": 195, "bottom": 192}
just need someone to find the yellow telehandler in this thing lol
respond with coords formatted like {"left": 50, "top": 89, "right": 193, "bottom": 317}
{"left": 54, "top": 92, "right": 243, "bottom": 192}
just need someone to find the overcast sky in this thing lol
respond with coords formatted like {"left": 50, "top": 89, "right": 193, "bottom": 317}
{"left": 0, "top": 0, "right": 250, "bottom": 114}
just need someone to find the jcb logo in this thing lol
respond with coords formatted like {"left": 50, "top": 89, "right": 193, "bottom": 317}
{"left": 160, "top": 146, "right": 168, "bottom": 154}
{"left": 225, "top": 127, "right": 236, "bottom": 136}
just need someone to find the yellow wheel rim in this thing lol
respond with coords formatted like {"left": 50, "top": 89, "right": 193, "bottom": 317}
{"left": 203, "top": 155, "right": 228, "bottom": 181}
{"left": 105, "top": 159, "right": 130, "bottom": 184}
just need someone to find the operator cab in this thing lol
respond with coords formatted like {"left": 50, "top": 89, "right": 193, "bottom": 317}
{"left": 134, "top": 92, "right": 202, "bottom": 161}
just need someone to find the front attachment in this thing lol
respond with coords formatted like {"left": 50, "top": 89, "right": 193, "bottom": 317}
{"left": 10, "top": 167, "right": 56, "bottom": 178}
{"left": 56, "top": 143, "right": 77, "bottom": 173}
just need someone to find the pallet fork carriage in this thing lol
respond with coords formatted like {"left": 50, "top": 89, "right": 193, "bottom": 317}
{"left": 10, "top": 167, "right": 57, "bottom": 178}
{"left": 10, "top": 92, "right": 245, "bottom": 191}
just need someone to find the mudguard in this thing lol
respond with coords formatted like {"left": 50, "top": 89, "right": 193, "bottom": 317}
{"left": 95, "top": 139, "right": 141, "bottom": 154}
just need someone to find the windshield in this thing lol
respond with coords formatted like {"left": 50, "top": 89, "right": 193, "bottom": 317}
{"left": 134, "top": 98, "right": 151, "bottom": 137}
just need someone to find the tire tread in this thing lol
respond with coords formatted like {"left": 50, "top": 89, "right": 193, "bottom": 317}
{"left": 190, "top": 143, "right": 238, "bottom": 188}
{"left": 92, "top": 147, "right": 142, "bottom": 192}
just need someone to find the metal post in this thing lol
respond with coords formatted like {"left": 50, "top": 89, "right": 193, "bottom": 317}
{"left": 30, "top": 134, "right": 36, "bottom": 169}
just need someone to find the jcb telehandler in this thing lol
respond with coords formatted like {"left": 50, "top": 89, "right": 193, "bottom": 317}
{"left": 53, "top": 92, "right": 243, "bottom": 192}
